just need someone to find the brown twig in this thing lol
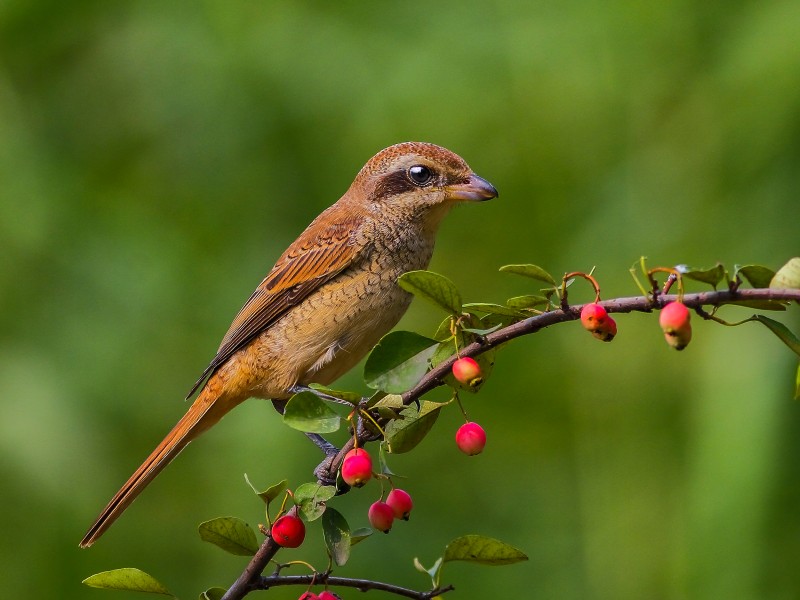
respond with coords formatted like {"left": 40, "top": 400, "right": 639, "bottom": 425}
{"left": 254, "top": 572, "right": 454, "bottom": 599}
{"left": 401, "top": 288, "right": 800, "bottom": 403}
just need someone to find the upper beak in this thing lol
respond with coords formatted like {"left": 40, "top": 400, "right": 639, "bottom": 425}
{"left": 444, "top": 173, "right": 499, "bottom": 202}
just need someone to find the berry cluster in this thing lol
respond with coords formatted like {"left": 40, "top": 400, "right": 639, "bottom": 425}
{"left": 451, "top": 357, "right": 488, "bottom": 456}
{"left": 579, "top": 300, "right": 693, "bottom": 351}
{"left": 338, "top": 448, "right": 414, "bottom": 535}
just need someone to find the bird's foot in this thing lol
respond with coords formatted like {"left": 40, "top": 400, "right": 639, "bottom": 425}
{"left": 305, "top": 432, "right": 339, "bottom": 457}
{"left": 289, "top": 384, "right": 353, "bottom": 406}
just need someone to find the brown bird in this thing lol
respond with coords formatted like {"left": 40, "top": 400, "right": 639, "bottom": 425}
{"left": 80, "top": 141, "right": 497, "bottom": 547}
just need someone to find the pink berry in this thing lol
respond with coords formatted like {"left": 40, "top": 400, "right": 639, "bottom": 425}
{"left": 271, "top": 514, "right": 305, "bottom": 548}
{"left": 591, "top": 315, "right": 617, "bottom": 342}
{"left": 580, "top": 303, "right": 608, "bottom": 331}
{"left": 455, "top": 422, "right": 486, "bottom": 456}
{"left": 318, "top": 592, "right": 341, "bottom": 600}
{"left": 341, "top": 448, "right": 373, "bottom": 487}
{"left": 386, "top": 488, "right": 414, "bottom": 520}
{"left": 368, "top": 501, "right": 395, "bottom": 533}
{"left": 660, "top": 302, "right": 692, "bottom": 350}
{"left": 299, "top": 593, "right": 320, "bottom": 600}
{"left": 660, "top": 301, "right": 691, "bottom": 330}
{"left": 452, "top": 356, "right": 483, "bottom": 387}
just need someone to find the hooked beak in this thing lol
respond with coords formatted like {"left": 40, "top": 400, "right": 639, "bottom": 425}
{"left": 444, "top": 173, "right": 498, "bottom": 202}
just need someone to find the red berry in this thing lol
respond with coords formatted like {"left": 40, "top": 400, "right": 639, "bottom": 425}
{"left": 271, "top": 514, "right": 305, "bottom": 548}
{"left": 580, "top": 303, "right": 608, "bottom": 331}
{"left": 660, "top": 301, "right": 691, "bottom": 330}
{"left": 299, "top": 593, "right": 320, "bottom": 600}
{"left": 318, "top": 592, "right": 341, "bottom": 600}
{"left": 660, "top": 302, "right": 692, "bottom": 350}
{"left": 591, "top": 315, "right": 617, "bottom": 342}
{"left": 455, "top": 422, "right": 486, "bottom": 456}
{"left": 386, "top": 488, "right": 414, "bottom": 520}
{"left": 341, "top": 448, "right": 373, "bottom": 487}
{"left": 368, "top": 501, "right": 395, "bottom": 533}
{"left": 452, "top": 356, "right": 483, "bottom": 387}
{"left": 581, "top": 303, "right": 616, "bottom": 341}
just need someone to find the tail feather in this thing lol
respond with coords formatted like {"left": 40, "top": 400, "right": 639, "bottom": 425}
{"left": 80, "top": 389, "right": 232, "bottom": 548}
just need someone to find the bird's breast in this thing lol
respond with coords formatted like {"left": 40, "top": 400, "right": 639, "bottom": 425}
{"left": 243, "top": 239, "right": 436, "bottom": 398}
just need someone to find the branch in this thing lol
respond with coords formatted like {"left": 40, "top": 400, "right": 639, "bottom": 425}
{"left": 253, "top": 572, "right": 454, "bottom": 599}
{"left": 314, "top": 289, "right": 800, "bottom": 494}
{"left": 221, "top": 542, "right": 279, "bottom": 600}
{"left": 401, "top": 288, "right": 800, "bottom": 403}
{"left": 224, "top": 287, "right": 799, "bottom": 599}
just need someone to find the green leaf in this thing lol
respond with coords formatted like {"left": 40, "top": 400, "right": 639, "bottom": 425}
{"left": 413, "top": 556, "right": 443, "bottom": 588}
{"left": 795, "top": 362, "right": 800, "bottom": 400}
{"left": 433, "top": 313, "right": 501, "bottom": 355}
{"left": 734, "top": 264, "right": 776, "bottom": 288}
{"left": 506, "top": 295, "right": 549, "bottom": 310}
{"left": 364, "top": 331, "right": 437, "bottom": 393}
{"left": 430, "top": 339, "right": 457, "bottom": 369}
{"left": 398, "top": 270, "right": 463, "bottom": 314}
{"left": 683, "top": 263, "right": 726, "bottom": 287}
{"left": 363, "top": 389, "right": 388, "bottom": 408}
{"left": 463, "top": 302, "right": 527, "bottom": 318}
{"left": 771, "top": 257, "right": 800, "bottom": 290}
{"left": 308, "top": 383, "right": 362, "bottom": 404}
{"left": 499, "top": 264, "right": 557, "bottom": 285}
{"left": 434, "top": 315, "right": 456, "bottom": 341}
{"left": 83, "top": 569, "right": 174, "bottom": 596}
{"left": 245, "top": 475, "right": 287, "bottom": 505}
{"left": 443, "top": 534, "right": 529, "bottom": 566}
{"left": 369, "top": 392, "right": 403, "bottom": 421}
{"left": 294, "top": 483, "right": 336, "bottom": 521}
{"left": 198, "top": 517, "right": 260, "bottom": 556}
{"left": 752, "top": 315, "right": 800, "bottom": 357}
{"left": 283, "top": 391, "right": 342, "bottom": 433}
{"left": 461, "top": 323, "right": 504, "bottom": 335}
{"left": 322, "top": 507, "right": 351, "bottom": 566}
{"left": 371, "top": 394, "right": 405, "bottom": 409}
{"left": 378, "top": 442, "right": 401, "bottom": 476}
{"left": 200, "top": 588, "right": 227, "bottom": 600}
{"left": 350, "top": 527, "right": 373, "bottom": 546}
{"left": 385, "top": 401, "right": 445, "bottom": 453}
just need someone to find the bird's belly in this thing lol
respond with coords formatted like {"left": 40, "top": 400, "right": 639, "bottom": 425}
{"left": 244, "top": 265, "right": 414, "bottom": 398}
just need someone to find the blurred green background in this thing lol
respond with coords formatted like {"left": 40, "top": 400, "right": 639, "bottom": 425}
{"left": 1, "top": 1, "right": 799, "bottom": 598}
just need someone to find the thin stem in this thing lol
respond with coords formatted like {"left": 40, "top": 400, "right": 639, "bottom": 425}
{"left": 562, "top": 271, "right": 602, "bottom": 304}
{"left": 253, "top": 572, "right": 455, "bottom": 599}
{"left": 647, "top": 266, "right": 683, "bottom": 299}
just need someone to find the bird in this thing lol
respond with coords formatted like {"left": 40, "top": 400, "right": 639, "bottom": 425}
{"left": 80, "top": 141, "right": 498, "bottom": 547}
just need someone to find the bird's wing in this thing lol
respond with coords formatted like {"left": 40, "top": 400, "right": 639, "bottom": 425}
{"left": 186, "top": 212, "right": 366, "bottom": 398}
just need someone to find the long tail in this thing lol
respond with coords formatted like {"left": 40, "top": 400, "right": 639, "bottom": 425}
{"left": 80, "top": 386, "right": 237, "bottom": 548}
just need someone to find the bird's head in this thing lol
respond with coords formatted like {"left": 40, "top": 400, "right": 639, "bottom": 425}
{"left": 348, "top": 142, "right": 498, "bottom": 225}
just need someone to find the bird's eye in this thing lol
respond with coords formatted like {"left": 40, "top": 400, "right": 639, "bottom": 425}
{"left": 407, "top": 165, "right": 434, "bottom": 186}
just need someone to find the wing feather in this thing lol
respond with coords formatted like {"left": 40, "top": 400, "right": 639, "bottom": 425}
{"left": 186, "top": 212, "right": 365, "bottom": 398}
